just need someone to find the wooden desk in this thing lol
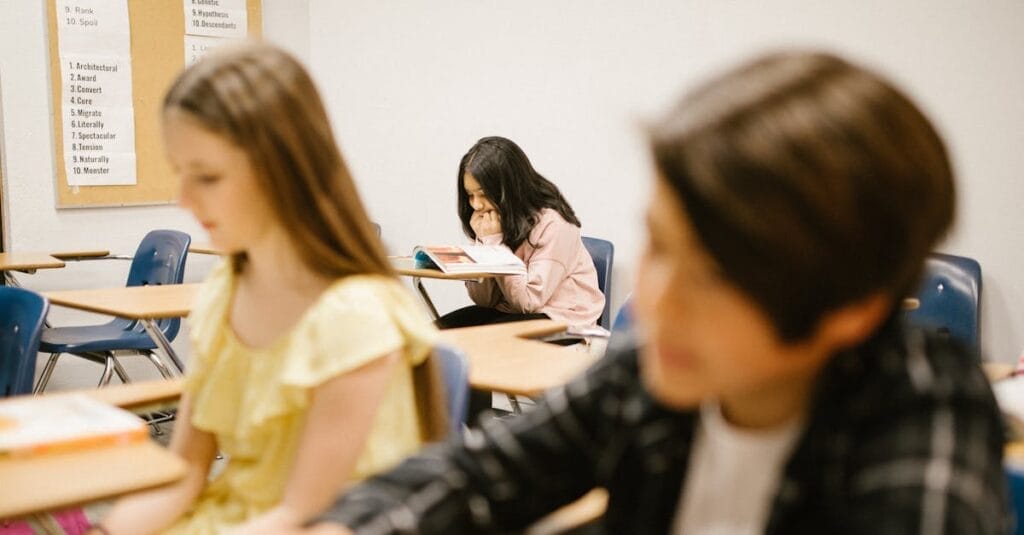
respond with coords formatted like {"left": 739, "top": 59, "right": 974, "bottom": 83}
{"left": 0, "top": 252, "right": 66, "bottom": 285}
{"left": 189, "top": 242, "right": 222, "bottom": 255}
{"left": 0, "top": 441, "right": 186, "bottom": 520}
{"left": 76, "top": 379, "right": 183, "bottom": 414}
{"left": 49, "top": 249, "right": 111, "bottom": 261}
{"left": 390, "top": 256, "right": 495, "bottom": 280}
{"left": 43, "top": 284, "right": 201, "bottom": 376}
{"left": 439, "top": 319, "right": 598, "bottom": 397}
{"left": 390, "top": 256, "right": 498, "bottom": 319}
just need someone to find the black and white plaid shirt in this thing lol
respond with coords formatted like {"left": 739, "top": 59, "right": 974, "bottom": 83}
{"left": 320, "top": 320, "right": 1009, "bottom": 534}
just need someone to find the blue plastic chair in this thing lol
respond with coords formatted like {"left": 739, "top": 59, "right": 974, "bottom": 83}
{"left": 434, "top": 344, "right": 469, "bottom": 438}
{"left": 904, "top": 252, "right": 982, "bottom": 351}
{"left": 612, "top": 293, "right": 634, "bottom": 337}
{"left": 0, "top": 287, "right": 49, "bottom": 397}
{"left": 582, "top": 237, "right": 614, "bottom": 330}
{"left": 35, "top": 230, "right": 192, "bottom": 391}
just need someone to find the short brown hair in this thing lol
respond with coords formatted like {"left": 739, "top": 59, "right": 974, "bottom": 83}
{"left": 649, "top": 51, "right": 955, "bottom": 341}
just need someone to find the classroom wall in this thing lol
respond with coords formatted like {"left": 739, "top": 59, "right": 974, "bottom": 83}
{"left": 0, "top": 0, "right": 310, "bottom": 388}
{"left": 309, "top": 0, "right": 1024, "bottom": 362}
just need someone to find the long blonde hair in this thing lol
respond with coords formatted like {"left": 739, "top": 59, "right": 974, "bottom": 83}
{"left": 164, "top": 43, "right": 449, "bottom": 441}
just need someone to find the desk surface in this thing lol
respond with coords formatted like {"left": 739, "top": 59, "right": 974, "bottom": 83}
{"left": 49, "top": 249, "right": 111, "bottom": 260}
{"left": 189, "top": 242, "right": 222, "bottom": 255}
{"left": 44, "top": 283, "right": 202, "bottom": 319}
{"left": 440, "top": 319, "right": 598, "bottom": 397}
{"left": 390, "top": 256, "right": 499, "bottom": 281}
{"left": 0, "top": 441, "right": 186, "bottom": 518}
{"left": 77, "top": 379, "right": 183, "bottom": 413}
{"left": 0, "top": 252, "right": 66, "bottom": 271}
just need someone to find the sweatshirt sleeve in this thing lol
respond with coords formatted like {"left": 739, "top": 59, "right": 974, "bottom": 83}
{"left": 464, "top": 233, "right": 505, "bottom": 307}
{"left": 491, "top": 216, "right": 577, "bottom": 314}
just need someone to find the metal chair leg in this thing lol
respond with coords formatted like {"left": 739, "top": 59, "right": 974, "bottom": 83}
{"left": 34, "top": 353, "right": 61, "bottom": 394}
{"left": 140, "top": 319, "right": 185, "bottom": 374}
{"left": 98, "top": 355, "right": 116, "bottom": 387}
{"left": 142, "top": 350, "right": 174, "bottom": 380}
{"left": 111, "top": 353, "right": 131, "bottom": 384}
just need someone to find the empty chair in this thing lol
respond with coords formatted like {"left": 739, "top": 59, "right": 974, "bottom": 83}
{"left": 0, "top": 287, "right": 49, "bottom": 397}
{"left": 904, "top": 252, "right": 981, "bottom": 351}
{"left": 434, "top": 344, "right": 470, "bottom": 438}
{"left": 582, "top": 237, "right": 614, "bottom": 330}
{"left": 35, "top": 230, "right": 191, "bottom": 391}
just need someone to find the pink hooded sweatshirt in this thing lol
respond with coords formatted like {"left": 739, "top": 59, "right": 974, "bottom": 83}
{"left": 466, "top": 208, "right": 605, "bottom": 326}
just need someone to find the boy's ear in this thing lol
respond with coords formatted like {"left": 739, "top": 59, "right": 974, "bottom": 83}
{"left": 816, "top": 292, "right": 893, "bottom": 351}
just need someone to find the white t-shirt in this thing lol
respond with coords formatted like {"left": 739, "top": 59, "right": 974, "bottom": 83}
{"left": 672, "top": 401, "right": 804, "bottom": 535}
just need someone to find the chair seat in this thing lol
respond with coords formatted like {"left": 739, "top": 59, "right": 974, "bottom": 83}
{"left": 40, "top": 318, "right": 157, "bottom": 354}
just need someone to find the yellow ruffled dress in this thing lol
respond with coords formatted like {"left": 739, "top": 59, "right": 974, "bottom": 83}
{"left": 165, "top": 262, "right": 437, "bottom": 533}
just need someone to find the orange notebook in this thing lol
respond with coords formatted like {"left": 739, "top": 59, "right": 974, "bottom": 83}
{"left": 0, "top": 394, "right": 148, "bottom": 458}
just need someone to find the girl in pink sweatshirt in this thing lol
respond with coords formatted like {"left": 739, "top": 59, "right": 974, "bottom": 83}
{"left": 437, "top": 136, "right": 605, "bottom": 330}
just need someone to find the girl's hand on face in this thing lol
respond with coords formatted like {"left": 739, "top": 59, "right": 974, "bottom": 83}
{"left": 471, "top": 209, "right": 502, "bottom": 237}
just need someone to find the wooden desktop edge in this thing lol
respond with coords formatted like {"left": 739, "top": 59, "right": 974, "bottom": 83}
{"left": 76, "top": 379, "right": 183, "bottom": 412}
{"left": 389, "top": 256, "right": 498, "bottom": 280}
{"left": 0, "top": 253, "right": 66, "bottom": 271}
{"left": 42, "top": 284, "right": 201, "bottom": 319}
{"left": 0, "top": 441, "right": 186, "bottom": 519}
{"left": 49, "top": 250, "right": 111, "bottom": 260}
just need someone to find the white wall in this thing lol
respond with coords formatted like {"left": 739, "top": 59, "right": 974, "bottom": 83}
{"left": 0, "top": 0, "right": 310, "bottom": 389}
{"left": 309, "top": 0, "right": 1024, "bottom": 362}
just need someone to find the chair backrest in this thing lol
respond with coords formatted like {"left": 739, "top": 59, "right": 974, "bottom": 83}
{"left": 126, "top": 230, "right": 192, "bottom": 341}
{"left": 126, "top": 230, "right": 192, "bottom": 288}
{"left": 582, "top": 236, "right": 614, "bottom": 329}
{"left": 612, "top": 293, "right": 634, "bottom": 336}
{"left": 904, "top": 252, "right": 982, "bottom": 351}
{"left": 0, "top": 287, "right": 49, "bottom": 397}
{"left": 433, "top": 344, "right": 469, "bottom": 438}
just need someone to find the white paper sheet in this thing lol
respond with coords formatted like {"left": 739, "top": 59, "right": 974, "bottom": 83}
{"left": 59, "top": 55, "right": 133, "bottom": 106}
{"left": 56, "top": 0, "right": 131, "bottom": 56}
{"left": 183, "top": 0, "right": 248, "bottom": 39}
{"left": 55, "top": 0, "right": 137, "bottom": 186}
{"left": 63, "top": 151, "right": 136, "bottom": 187}
{"left": 184, "top": 34, "right": 237, "bottom": 67}
{"left": 62, "top": 105, "right": 136, "bottom": 155}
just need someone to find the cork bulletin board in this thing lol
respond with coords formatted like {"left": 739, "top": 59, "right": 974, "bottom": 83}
{"left": 46, "top": 0, "right": 262, "bottom": 208}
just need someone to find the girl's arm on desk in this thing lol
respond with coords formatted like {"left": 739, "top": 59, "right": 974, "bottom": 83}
{"left": 97, "top": 395, "right": 217, "bottom": 535}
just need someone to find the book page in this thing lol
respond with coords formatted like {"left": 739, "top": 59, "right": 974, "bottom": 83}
{"left": 462, "top": 245, "right": 523, "bottom": 267}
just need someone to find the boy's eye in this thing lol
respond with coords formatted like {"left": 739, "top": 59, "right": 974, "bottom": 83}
{"left": 196, "top": 174, "right": 220, "bottom": 185}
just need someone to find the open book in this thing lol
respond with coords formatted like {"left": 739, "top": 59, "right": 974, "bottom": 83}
{"left": 413, "top": 245, "right": 527, "bottom": 275}
{"left": 0, "top": 394, "right": 148, "bottom": 458}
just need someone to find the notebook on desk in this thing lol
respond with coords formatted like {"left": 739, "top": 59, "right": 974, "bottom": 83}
{"left": 0, "top": 394, "right": 148, "bottom": 458}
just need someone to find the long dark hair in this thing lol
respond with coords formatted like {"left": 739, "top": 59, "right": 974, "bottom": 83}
{"left": 457, "top": 136, "right": 580, "bottom": 251}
